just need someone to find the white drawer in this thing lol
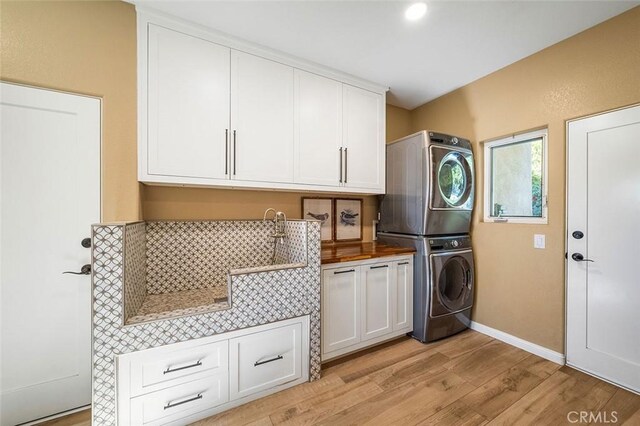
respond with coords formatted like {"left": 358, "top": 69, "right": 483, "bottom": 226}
{"left": 128, "top": 340, "right": 228, "bottom": 396}
{"left": 229, "top": 322, "right": 303, "bottom": 400}
{"left": 129, "top": 375, "right": 228, "bottom": 426}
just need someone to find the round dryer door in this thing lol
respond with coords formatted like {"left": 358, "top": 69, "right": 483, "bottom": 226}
{"left": 438, "top": 152, "right": 473, "bottom": 207}
{"left": 430, "top": 146, "right": 474, "bottom": 210}
{"left": 435, "top": 255, "right": 473, "bottom": 314}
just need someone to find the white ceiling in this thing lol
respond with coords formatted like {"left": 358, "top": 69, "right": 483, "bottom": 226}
{"left": 131, "top": 1, "right": 639, "bottom": 109}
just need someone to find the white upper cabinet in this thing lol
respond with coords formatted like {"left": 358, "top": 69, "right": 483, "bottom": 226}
{"left": 231, "top": 51, "right": 294, "bottom": 183}
{"left": 138, "top": 9, "right": 386, "bottom": 194}
{"left": 146, "top": 24, "right": 230, "bottom": 180}
{"left": 342, "top": 84, "right": 385, "bottom": 191}
{"left": 294, "top": 70, "right": 343, "bottom": 186}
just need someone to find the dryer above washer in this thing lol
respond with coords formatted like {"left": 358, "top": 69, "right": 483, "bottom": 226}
{"left": 379, "top": 130, "right": 475, "bottom": 237}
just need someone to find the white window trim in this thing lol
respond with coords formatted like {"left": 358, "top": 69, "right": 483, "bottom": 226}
{"left": 483, "top": 128, "right": 549, "bottom": 224}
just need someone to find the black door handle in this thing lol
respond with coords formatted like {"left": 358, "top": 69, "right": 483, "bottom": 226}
{"left": 63, "top": 264, "right": 91, "bottom": 275}
{"left": 571, "top": 253, "right": 594, "bottom": 262}
{"left": 81, "top": 238, "right": 92, "bottom": 248}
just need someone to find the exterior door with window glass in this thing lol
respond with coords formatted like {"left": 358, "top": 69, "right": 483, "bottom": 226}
{"left": 430, "top": 146, "right": 474, "bottom": 210}
{"left": 566, "top": 104, "right": 640, "bottom": 393}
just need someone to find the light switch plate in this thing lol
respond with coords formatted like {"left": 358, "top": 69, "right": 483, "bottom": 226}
{"left": 534, "top": 234, "right": 546, "bottom": 249}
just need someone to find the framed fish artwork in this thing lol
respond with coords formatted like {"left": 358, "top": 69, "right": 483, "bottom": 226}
{"left": 302, "top": 197, "right": 334, "bottom": 242}
{"left": 334, "top": 198, "right": 363, "bottom": 242}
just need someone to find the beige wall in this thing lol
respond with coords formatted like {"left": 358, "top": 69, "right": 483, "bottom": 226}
{"left": 409, "top": 6, "right": 640, "bottom": 352}
{"left": 1, "top": 1, "right": 412, "bottom": 242}
{"left": 1, "top": 0, "right": 140, "bottom": 222}
{"left": 386, "top": 104, "right": 412, "bottom": 142}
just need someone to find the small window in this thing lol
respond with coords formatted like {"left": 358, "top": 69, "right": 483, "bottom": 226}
{"left": 483, "top": 129, "right": 548, "bottom": 224}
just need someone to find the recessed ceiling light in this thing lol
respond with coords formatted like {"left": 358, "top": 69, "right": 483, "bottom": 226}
{"left": 405, "top": 2, "right": 427, "bottom": 21}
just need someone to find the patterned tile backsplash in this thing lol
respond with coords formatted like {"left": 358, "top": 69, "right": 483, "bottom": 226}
{"left": 91, "top": 219, "right": 321, "bottom": 426}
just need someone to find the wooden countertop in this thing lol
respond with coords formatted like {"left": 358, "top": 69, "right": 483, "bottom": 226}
{"left": 321, "top": 242, "right": 415, "bottom": 265}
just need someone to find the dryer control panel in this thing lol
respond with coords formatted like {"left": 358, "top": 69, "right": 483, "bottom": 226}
{"left": 428, "top": 131, "right": 472, "bottom": 151}
{"left": 428, "top": 236, "right": 472, "bottom": 251}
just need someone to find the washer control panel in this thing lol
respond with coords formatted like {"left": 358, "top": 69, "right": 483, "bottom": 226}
{"left": 429, "top": 236, "right": 472, "bottom": 251}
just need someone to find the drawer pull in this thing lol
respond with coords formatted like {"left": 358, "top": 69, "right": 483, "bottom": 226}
{"left": 334, "top": 269, "right": 355, "bottom": 275}
{"left": 163, "top": 360, "right": 202, "bottom": 375}
{"left": 398, "top": 262, "right": 410, "bottom": 265}
{"left": 163, "top": 393, "right": 203, "bottom": 410}
{"left": 254, "top": 355, "right": 283, "bottom": 367}
{"left": 370, "top": 264, "right": 389, "bottom": 269}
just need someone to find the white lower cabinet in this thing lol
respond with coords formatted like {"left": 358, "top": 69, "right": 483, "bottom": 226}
{"left": 229, "top": 321, "right": 303, "bottom": 400}
{"left": 130, "top": 376, "right": 229, "bottom": 426}
{"left": 117, "top": 316, "right": 309, "bottom": 426}
{"left": 321, "top": 256, "right": 413, "bottom": 361}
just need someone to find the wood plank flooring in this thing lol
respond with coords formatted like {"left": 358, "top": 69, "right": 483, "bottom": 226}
{"left": 40, "top": 330, "right": 640, "bottom": 425}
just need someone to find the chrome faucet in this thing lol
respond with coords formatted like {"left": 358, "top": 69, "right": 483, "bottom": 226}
{"left": 263, "top": 208, "right": 287, "bottom": 242}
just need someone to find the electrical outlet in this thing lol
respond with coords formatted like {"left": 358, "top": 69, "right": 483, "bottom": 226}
{"left": 534, "top": 234, "right": 546, "bottom": 249}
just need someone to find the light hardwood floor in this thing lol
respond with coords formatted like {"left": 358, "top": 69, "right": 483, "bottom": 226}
{"left": 42, "top": 330, "right": 640, "bottom": 425}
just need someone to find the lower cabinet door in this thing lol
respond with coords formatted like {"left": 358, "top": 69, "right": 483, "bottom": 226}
{"left": 394, "top": 259, "right": 414, "bottom": 331}
{"left": 229, "top": 322, "right": 303, "bottom": 400}
{"left": 322, "top": 267, "right": 361, "bottom": 354}
{"left": 129, "top": 375, "right": 228, "bottom": 426}
{"left": 361, "top": 262, "right": 393, "bottom": 341}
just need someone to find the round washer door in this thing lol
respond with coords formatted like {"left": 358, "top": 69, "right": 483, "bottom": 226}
{"left": 437, "top": 151, "right": 473, "bottom": 207}
{"left": 433, "top": 254, "right": 474, "bottom": 315}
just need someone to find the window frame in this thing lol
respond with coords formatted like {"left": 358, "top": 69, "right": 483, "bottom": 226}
{"left": 483, "top": 128, "right": 548, "bottom": 224}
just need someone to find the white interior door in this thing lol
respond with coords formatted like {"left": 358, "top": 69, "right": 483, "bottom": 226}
{"left": 566, "top": 104, "right": 640, "bottom": 393}
{"left": 1, "top": 82, "right": 100, "bottom": 425}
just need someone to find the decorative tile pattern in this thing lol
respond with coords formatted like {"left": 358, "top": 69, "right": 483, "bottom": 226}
{"left": 126, "top": 287, "right": 230, "bottom": 325}
{"left": 123, "top": 222, "right": 146, "bottom": 322}
{"left": 91, "top": 220, "right": 321, "bottom": 426}
{"left": 146, "top": 221, "right": 275, "bottom": 294}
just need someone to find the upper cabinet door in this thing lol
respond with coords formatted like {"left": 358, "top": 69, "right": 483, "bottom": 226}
{"left": 230, "top": 50, "right": 294, "bottom": 183}
{"left": 147, "top": 24, "right": 230, "bottom": 179}
{"left": 342, "top": 84, "right": 385, "bottom": 191}
{"left": 294, "top": 70, "right": 342, "bottom": 187}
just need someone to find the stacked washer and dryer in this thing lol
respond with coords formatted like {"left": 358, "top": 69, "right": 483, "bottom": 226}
{"left": 378, "top": 131, "right": 475, "bottom": 343}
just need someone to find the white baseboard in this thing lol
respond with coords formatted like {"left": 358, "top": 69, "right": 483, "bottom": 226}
{"left": 470, "top": 321, "right": 566, "bottom": 365}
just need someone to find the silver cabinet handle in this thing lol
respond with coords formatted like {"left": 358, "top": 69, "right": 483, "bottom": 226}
{"left": 233, "top": 130, "right": 237, "bottom": 175}
{"left": 163, "top": 360, "right": 202, "bottom": 375}
{"left": 370, "top": 264, "right": 389, "bottom": 269}
{"left": 334, "top": 269, "right": 355, "bottom": 275}
{"left": 339, "top": 147, "right": 343, "bottom": 183}
{"left": 344, "top": 147, "right": 348, "bottom": 183}
{"left": 254, "top": 355, "right": 283, "bottom": 366}
{"left": 225, "top": 129, "right": 229, "bottom": 175}
{"left": 164, "top": 393, "right": 202, "bottom": 410}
